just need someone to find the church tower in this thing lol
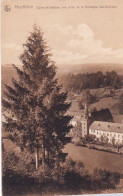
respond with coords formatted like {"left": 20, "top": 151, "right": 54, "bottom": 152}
{"left": 81, "top": 103, "right": 89, "bottom": 137}
{"left": 84, "top": 102, "right": 88, "bottom": 118}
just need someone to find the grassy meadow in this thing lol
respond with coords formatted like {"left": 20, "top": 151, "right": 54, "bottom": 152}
{"left": 64, "top": 143, "right": 123, "bottom": 174}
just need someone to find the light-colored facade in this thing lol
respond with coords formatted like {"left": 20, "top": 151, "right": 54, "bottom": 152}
{"left": 81, "top": 103, "right": 89, "bottom": 137}
{"left": 81, "top": 117, "right": 89, "bottom": 137}
{"left": 70, "top": 116, "right": 81, "bottom": 127}
{"left": 89, "top": 121, "right": 123, "bottom": 145}
{"left": 70, "top": 104, "right": 123, "bottom": 145}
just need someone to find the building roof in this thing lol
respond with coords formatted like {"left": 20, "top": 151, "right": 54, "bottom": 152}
{"left": 90, "top": 121, "right": 123, "bottom": 134}
{"left": 90, "top": 108, "right": 113, "bottom": 122}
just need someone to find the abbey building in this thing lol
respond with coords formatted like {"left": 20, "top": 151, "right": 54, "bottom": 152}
{"left": 70, "top": 104, "right": 123, "bottom": 145}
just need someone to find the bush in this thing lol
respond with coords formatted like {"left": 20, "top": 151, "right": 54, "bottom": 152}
{"left": 83, "top": 134, "right": 96, "bottom": 143}
{"left": 92, "top": 168, "right": 121, "bottom": 189}
{"left": 2, "top": 149, "right": 121, "bottom": 195}
{"left": 2, "top": 148, "right": 65, "bottom": 186}
{"left": 63, "top": 158, "right": 90, "bottom": 191}
{"left": 63, "top": 158, "right": 121, "bottom": 191}
{"left": 74, "top": 140, "right": 82, "bottom": 146}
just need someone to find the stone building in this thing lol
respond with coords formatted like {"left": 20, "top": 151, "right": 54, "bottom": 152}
{"left": 69, "top": 102, "right": 123, "bottom": 145}
{"left": 81, "top": 103, "right": 90, "bottom": 137}
{"left": 80, "top": 104, "right": 114, "bottom": 138}
{"left": 89, "top": 121, "right": 123, "bottom": 145}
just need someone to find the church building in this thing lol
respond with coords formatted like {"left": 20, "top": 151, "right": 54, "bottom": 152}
{"left": 70, "top": 103, "right": 123, "bottom": 145}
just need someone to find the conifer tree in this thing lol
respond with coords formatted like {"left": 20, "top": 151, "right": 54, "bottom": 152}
{"left": 2, "top": 25, "right": 72, "bottom": 169}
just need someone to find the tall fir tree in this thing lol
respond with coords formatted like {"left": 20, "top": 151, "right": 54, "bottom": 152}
{"left": 2, "top": 25, "right": 72, "bottom": 169}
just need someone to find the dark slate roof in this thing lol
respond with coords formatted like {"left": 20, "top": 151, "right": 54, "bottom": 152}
{"left": 90, "top": 108, "right": 113, "bottom": 122}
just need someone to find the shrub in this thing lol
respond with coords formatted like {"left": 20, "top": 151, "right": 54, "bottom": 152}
{"left": 92, "top": 168, "right": 121, "bottom": 189}
{"left": 2, "top": 150, "right": 121, "bottom": 194}
{"left": 84, "top": 134, "right": 96, "bottom": 143}
{"left": 74, "top": 140, "right": 82, "bottom": 146}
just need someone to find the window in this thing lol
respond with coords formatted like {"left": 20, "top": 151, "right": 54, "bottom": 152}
{"left": 118, "top": 135, "right": 120, "bottom": 138}
{"left": 107, "top": 133, "right": 109, "bottom": 136}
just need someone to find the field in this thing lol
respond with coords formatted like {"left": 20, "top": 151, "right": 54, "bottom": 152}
{"left": 4, "top": 139, "right": 123, "bottom": 174}
{"left": 64, "top": 143, "right": 123, "bottom": 173}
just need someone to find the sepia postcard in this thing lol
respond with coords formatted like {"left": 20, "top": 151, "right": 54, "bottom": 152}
{"left": 1, "top": 0, "right": 123, "bottom": 195}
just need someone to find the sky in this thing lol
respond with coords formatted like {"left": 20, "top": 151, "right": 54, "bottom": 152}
{"left": 2, "top": 0, "right": 123, "bottom": 65}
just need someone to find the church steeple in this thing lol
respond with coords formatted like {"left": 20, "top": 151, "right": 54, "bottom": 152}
{"left": 84, "top": 102, "right": 88, "bottom": 119}
{"left": 81, "top": 102, "right": 89, "bottom": 138}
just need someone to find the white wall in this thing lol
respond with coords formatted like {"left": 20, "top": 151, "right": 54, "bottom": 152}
{"left": 89, "top": 129, "right": 123, "bottom": 144}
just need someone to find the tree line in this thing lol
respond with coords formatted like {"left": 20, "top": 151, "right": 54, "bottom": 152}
{"left": 58, "top": 71, "right": 123, "bottom": 93}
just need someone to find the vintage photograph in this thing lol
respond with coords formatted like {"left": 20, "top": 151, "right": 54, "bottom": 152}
{"left": 1, "top": 0, "right": 123, "bottom": 195}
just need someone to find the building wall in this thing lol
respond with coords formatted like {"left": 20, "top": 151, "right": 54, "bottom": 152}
{"left": 89, "top": 129, "right": 123, "bottom": 145}
{"left": 69, "top": 117, "right": 82, "bottom": 138}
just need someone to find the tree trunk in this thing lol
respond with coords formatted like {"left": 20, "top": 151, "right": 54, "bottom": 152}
{"left": 42, "top": 145, "right": 45, "bottom": 166}
{"left": 47, "top": 150, "right": 49, "bottom": 164}
{"left": 35, "top": 148, "right": 39, "bottom": 169}
{"left": 42, "top": 135, "right": 45, "bottom": 167}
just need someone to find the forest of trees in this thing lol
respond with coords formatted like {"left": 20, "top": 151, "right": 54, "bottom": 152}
{"left": 59, "top": 71, "right": 123, "bottom": 93}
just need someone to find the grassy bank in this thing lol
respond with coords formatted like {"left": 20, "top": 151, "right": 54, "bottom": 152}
{"left": 64, "top": 143, "right": 123, "bottom": 173}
